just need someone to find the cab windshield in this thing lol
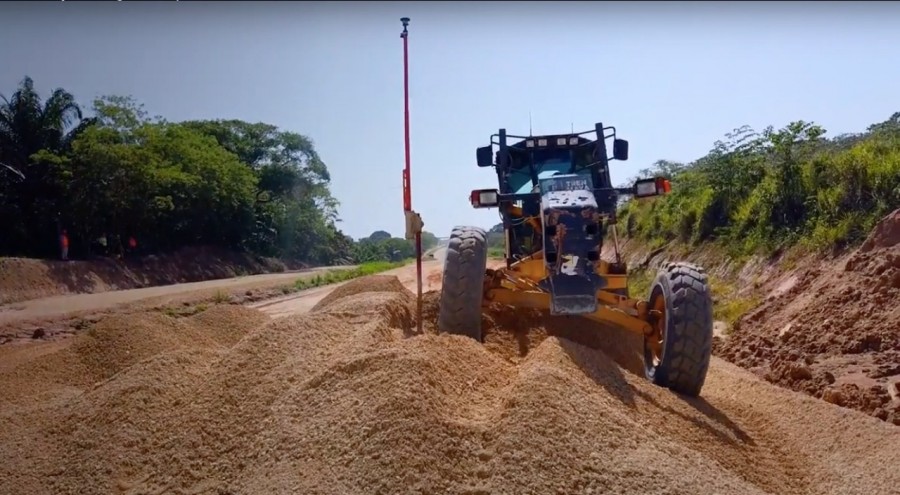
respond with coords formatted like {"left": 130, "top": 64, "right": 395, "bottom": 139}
{"left": 506, "top": 147, "right": 592, "bottom": 195}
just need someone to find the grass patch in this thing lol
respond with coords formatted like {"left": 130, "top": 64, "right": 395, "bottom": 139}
{"left": 148, "top": 261, "right": 411, "bottom": 320}
{"left": 627, "top": 267, "right": 759, "bottom": 334}
{"left": 708, "top": 278, "right": 761, "bottom": 333}
{"left": 293, "top": 260, "right": 408, "bottom": 291}
{"left": 160, "top": 302, "right": 209, "bottom": 318}
{"left": 211, "top": 290, "right": 230, "bottom": 304}
{"left": 487, "top": 246, "right": 505, "bottom": 259}
{"left": 626, "top": 268, "right": 655, "bottom": 299}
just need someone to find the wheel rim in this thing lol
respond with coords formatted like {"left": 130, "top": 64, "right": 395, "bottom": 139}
{"left": 647, "top": 290, "right": 666, "bottom": 367}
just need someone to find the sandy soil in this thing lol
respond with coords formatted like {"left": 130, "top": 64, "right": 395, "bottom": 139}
{"left": 1, "top": 269, "right": 898, "bottom": 495}
{"left": 2, "top": 231, "right": 898, "bottom": 493}
{"left": 718, "top": 209, "right": 900, "bottom": 425}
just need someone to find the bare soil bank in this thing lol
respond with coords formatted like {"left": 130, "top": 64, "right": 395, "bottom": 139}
{"left": 0, "top": 245, "right": 306, "bottom": 305}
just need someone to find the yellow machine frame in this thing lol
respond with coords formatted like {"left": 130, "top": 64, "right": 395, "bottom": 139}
{"left": 482, "top": 249, "right": 665, "bottom": 357}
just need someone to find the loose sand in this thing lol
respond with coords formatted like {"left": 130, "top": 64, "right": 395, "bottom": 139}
{"left": 1, "top": 275, "right": 898, "bottom": 494}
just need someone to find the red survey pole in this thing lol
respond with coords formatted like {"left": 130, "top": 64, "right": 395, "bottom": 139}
{"left": 401, "top": 18, "right": 412, "bottom": 213}
{"left": 401, "top": 17, "right": 424, "bottom": 333}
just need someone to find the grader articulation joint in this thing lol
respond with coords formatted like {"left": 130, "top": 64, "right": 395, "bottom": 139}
{"left": 437, "top": 122, "right": 713, "bottom": 397}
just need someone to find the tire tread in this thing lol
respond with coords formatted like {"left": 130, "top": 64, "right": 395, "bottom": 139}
{"left": 437, "top": 226, "right": 488, "bottom": 341}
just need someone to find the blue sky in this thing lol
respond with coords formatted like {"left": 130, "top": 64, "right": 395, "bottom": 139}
{"left": 2, "top": 1, "right": 899, "bottom": 240}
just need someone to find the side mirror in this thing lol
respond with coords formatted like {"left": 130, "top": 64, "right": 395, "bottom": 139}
{"left": 613, "top": 139, "right": 629, "bottom": 161}
{"left": 476, "top": 145, "right": 494, "bottom": 167}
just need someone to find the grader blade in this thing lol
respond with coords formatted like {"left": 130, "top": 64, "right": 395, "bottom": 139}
{"left": 546, "top": 276, "right": 601, "bottom": 315}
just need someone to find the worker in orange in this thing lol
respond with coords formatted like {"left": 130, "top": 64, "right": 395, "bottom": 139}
{"left": 60, "top": 229, "right": 69, "bottom": 261}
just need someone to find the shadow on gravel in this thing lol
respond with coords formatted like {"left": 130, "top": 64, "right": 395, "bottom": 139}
{"left": 547, "top": 314, "right": 755, "bottom": 448}
{"left": 423, "top": 292, "right": 754, "bottom": 449}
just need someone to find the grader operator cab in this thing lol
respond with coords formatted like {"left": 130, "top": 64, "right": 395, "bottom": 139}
{"left": 437, "top": 122, "right": 714, "bottom": 397}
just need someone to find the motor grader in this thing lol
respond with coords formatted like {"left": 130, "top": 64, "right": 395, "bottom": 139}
{"left": 437, "top": 122, "right": 714, "bottom": 397}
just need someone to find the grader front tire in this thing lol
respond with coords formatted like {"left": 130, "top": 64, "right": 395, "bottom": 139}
{"left": 643, "top": 262, "right": 714, "bottom": 397}
{"left": 437, "top": 226, "right": 487, "bottom": 342}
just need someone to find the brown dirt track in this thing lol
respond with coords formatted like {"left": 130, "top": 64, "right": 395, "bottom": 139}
{"left": 2, "top": 273, "right": 899, "bottom": 494}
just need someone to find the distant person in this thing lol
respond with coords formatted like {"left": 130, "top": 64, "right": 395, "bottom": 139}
{"left": 113, "top": 234, "right": 124, "bottom": 260}
{"left": 127, "top": 235, "right": 137, "bottom": 255}
{"left": 97, "top": 233, "right": 108, "bottom": 256}
{"left": 60, "top": 229, "right": 69, "bottom": 261}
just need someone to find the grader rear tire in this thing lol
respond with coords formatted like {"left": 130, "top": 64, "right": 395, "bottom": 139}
{"left": 437, "top": 226, "right": 487, "bottom": 342}
{"left": 643, "top": 262, "right": 713, "bottom": 397}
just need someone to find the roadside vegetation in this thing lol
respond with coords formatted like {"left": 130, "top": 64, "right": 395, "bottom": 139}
{"left": 618, "top": 115, "right": 900, "bottom": 258}
{"left": 293, "top": 260, "right": 408, "bottom": 291}
{"left": 488, "top": 246, "right": 505, "bottom": 259}
{"left": 0, "top": 76, "right": 435, "bottom": 265}
{"left": 157, "top": 260, "right": 409, "bottom": 319}
{"left": 617, "top": 114, "right": 900, "bottom": 331}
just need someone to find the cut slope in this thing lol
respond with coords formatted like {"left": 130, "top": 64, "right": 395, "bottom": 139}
{"left": 0, "top": 246, "right": 294, "bottom": 305}
{"left": 1, "top": 275, "right": 898, "bottom": 495}
{"left": 719, "top": 209, "right": 900, "bottom": 425}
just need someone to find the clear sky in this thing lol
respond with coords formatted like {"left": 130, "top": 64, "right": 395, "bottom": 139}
{"left": 2, "top": 1, "right": 899, "bottom": 240}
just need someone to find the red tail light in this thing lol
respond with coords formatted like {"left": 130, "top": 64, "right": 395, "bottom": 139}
{"left": 657, "top": 177, "right": 672, "bottom": 194}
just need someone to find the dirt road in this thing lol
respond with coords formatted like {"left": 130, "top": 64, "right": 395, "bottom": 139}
{"left": 1, "top": 246, "right": 898, "bottom": 494}
{"left": 0, "top": 265, "right": 353, "bottom": 327}
{"left": 249, "top": 252, "right": 449, "bottom": 318}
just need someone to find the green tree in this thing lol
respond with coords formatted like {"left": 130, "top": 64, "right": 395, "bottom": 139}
{"left": 0, "top": 81, "right": 357, "bottom": 265}
{"left": 44, "top": 113, "right": 259, "bottom": 254}
{"left": 183, "top": 119, "right": 347, "bottom": 261}
{"left": 368, "top": 230, "right": 392, "bottom": 242}
{"left": 0, "top": 76, "right": 95, "bottom": 256}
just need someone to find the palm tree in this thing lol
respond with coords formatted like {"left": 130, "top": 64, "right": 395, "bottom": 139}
{"left": 0, "top": 76, "right": 94, "bottom": 257}
{"left": 0, "top": 76, "right": 94, "bottom": 176}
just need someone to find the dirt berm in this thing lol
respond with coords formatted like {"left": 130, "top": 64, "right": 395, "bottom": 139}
{"left": 1, "top": 276, "right": 898, "bottom": 494}
{"left": 719, "top": 209, "right": 900, "bottom": 425}
{"left": 0, "top": 246, "right": 297, "bottom": 305}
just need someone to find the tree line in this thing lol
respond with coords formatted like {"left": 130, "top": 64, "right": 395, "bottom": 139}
{"left": 618, "top": 114, "right": 900, "bottom": 255}
{"left": 0, "top": 76, "right": 431, "bottom": 265}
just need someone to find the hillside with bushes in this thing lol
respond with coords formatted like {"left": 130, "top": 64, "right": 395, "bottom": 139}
{"left": 614, "top": 115, "right": 900, "bottom": 425}
{"left": 617, "top": 115, "right": 900, "bottom": 257}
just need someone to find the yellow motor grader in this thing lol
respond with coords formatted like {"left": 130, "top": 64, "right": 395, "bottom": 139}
{"left": 437, "top": 122, "right": 713, "bottom": 397}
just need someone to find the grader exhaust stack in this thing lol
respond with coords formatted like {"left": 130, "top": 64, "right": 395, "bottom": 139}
{"left": 437, "top": 123, "right": 714, "bottom": 397}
